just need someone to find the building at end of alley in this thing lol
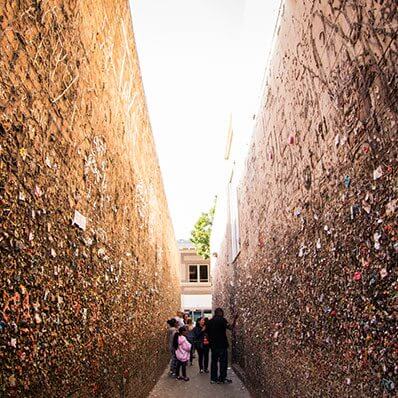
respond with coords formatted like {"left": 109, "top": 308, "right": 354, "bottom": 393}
{"left": 178, "top": 239, "right": 212, "bottom": 321}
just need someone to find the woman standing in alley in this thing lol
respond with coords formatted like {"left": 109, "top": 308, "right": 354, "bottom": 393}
{"left": 174, "top": 311, "right": 185, "bottom": 327}
{"left": 167, "top": 318, "right": 178, "bottom": 377}
{"left": 183, "top": 312, "right": 189, "bottom": 325}
{"left": 173, "top": 326, "right": 192, "bottom": 381}
{"left": 186, "top": 318, "right": 195, "bottom": 365}
{"left": 192, "top": 317, "right": 210, "bottom": 373}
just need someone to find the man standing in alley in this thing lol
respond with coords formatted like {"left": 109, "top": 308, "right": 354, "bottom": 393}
{"left": 207, "top": 307, "right": 238, "bottom": 384}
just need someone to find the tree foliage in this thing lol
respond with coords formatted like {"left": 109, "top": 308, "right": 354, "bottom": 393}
{"left": 190, "top": 205, "right": 215, "bottom": 260}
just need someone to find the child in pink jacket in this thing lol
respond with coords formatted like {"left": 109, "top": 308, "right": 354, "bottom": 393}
{"left": 172, "top": 326, "right": 192, "bottom": 381}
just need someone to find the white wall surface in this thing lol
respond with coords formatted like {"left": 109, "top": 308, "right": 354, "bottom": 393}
{"left": 181, "top": 294, "right": 212, "bottom": 310}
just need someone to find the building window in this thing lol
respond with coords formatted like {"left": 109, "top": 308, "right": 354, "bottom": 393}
{"left": 189, "top": 265, "right": 198, "bottom": 282}
{"left": 189, "top": 264, "right": 209, "bottom": 282}
{"left": 200, "top": 265, "right": 208, "bottom": 282}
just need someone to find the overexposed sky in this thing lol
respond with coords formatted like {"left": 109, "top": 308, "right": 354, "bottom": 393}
{"left": 130, "top": 0, "right": 281, "bottom": 239}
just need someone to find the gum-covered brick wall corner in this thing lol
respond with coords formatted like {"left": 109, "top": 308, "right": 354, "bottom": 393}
{"left": 0, "top": 1, "right": 180, "bottom": 396}
{"left": 213, "top": 1, "right": 397, "bottom": 397}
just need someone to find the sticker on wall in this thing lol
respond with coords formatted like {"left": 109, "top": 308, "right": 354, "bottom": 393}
{"left": 72, "top": 210, "right": 87, "bottom": 231}
{"left": 373, "top": 166, "right": 383, "bottom": 180}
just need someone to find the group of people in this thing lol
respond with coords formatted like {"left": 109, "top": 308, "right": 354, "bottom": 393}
{"left": 166, "top": 308, "right": 238, "bottom": 384}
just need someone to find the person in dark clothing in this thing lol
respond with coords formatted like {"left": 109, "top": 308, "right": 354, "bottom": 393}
{"left": 166, "top": 318, "right": 178, "bottom": 376}
{"left": 192, "top": 317, "right": 210, "bottom": 373}
{"left": 186, "top": 318, "right": 195, "bottom": 365}
{"left": 206, "top": 308, "right": 238, "bottom": 384}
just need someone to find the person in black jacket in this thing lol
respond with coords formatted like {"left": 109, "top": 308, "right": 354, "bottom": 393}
{"left": 166, "top": 318, "right": 178, "bottom": 376}
{"left": 206, "top": 308, "right": 238, "bottom": 384}
{"left": 192, "top": 317, "right": 210, "bottom": 373}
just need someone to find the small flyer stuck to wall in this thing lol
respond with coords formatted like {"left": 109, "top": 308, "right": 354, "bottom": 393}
{"left": 72, "top": 210, "right": 87, "bottom": 231}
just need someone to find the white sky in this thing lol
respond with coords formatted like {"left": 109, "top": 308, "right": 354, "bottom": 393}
{"left": 130, "top": 0, "right": 281, "bottom": 239}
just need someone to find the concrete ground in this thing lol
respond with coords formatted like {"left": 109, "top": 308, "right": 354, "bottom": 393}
{"left": 148, "top": 357, "right": 251, "bottom": 398}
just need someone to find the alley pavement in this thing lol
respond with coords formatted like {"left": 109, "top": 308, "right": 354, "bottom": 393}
{"left": 148, "top": 359, "right": 251, "bottom": 398}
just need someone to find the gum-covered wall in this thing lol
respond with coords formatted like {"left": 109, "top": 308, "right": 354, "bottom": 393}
{"left": 0, "top": 1, "right": 180, "bottom": 396}
{"left": 213, "top": 1, "right": 397, "bottom": 397}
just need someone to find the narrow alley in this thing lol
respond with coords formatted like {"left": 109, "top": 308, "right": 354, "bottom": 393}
{"left": 0, "top": 0, "right": 397, "bottom": 398}
{"left": 149, "top": 358, "right": 250, "bottom": 398}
